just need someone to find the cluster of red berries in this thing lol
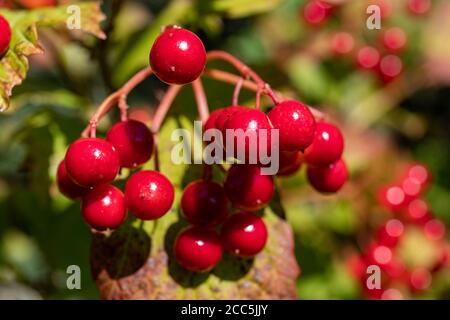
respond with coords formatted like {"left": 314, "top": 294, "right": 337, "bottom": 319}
{"left": 300, "top": 0, "right": 432, "bottom": 84}
{"left": 56, "top": 26, "right": 349, "bottom": 273}
{"left": 57, "top": 120, "right": 175, "bottom": 231}
{"left": 174, "top": 106, "right": 348, "bottom": 272}
{"left": 348, "top": 163, "right": 449, "bottom": 299}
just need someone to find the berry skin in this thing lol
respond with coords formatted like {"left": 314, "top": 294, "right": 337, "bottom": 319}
{"left": 56, "top": 160, "right": 89, "bottom": 200}
{"left": 277, "top": 151, "right": 303, "bottom": 176}
{"left": 382, "top": 27, "right": 407, "bottom": 52}
{"left": 81, "top": 184, "right": 127, "bottom": 231}
{"left": 307, "top": 158, "right": 348, "bottom": 193}
{"left": 267, "top": 100, "right": 316, "bottom": 152}
{"left": 330, "top": 32, "right": 354, "bottom": 55}
{"left": 181, "top": 180, "right": 229, "bottom": 227}
{"left": 224, "top": 165, "right": 274, "bottom": 211}
{"left": 222, "top": 108, "right": 272, "bottom": 163}
{"left": 106, "top": 120, "right": 154, "bottom": 168}
{"left": 125, "top": 170, "right": 174, "bottom": 220}
{"left": 407, "top": 0, "right": 431, "bottom": 15}
{"left": 65, "top": 138, "right": 120, "bottom": 187}
{"left": 174, "top": 226, "right": 222, "bottom": 272}
{"left": 304, "top": 122, "right": 344, "bottom": 166}
{"left": 377, "top": 184, "right": 407, "bottom": 212}
{"left": 357, "top": 46, "right": 380, "bottom": 70}
{"left": 377, "top": 219, "right": 404, "bottom": 247}
{"left": 214, "top": 105, "right": 246, "bottom": 132}
{"left": 149, "top": 26, "right": 206, "bottom": 85}
{"left": 372, "top": 0, "right": 393, "bottom": 19}
{"left": 203, "top": 108, "right": 224, "bottom": 132}
{"left": 379, "top": 55, "right": 403, "bottom": 82}
{"left": 221, "top": 212, "right": 268, "bottom": 257}
{"left": 303, "top": 0, "right": 333, "bottom": 25}
{"left": 0, "top": 15, "right": 11, "bottom": 57}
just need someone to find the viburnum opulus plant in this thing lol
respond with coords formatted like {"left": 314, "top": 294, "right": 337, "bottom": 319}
{"left": 57, "top": 26, "right": 349, "bottom": 273}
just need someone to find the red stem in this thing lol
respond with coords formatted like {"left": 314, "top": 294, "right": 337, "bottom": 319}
{"left": 150, "top": 85, "right": 182, "bottom": 133}
{"left": 232, "top": 77, "right": 244, "bottom": 106}
{"left": 207, "top": 50, "right": 280, "bottom": 105}
{"left": 203, "top": 68, "right": 325, "bottom": 120}
{"left": 192, "top": 78, "right": 209, "bottom": 124}
{"left": 82, "top": 67, "right": 153, "bottom": 137}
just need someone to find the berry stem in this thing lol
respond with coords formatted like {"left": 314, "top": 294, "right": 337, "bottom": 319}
{"left": 150, "top": 85, "right": 182, "bottom": 133}
{"left": 203, "top": 68, "right": 325, "bottom": 119}
{"left": 232, "top": 76, "right": 244, "bottom": 106}
{"left": 207, "top": 50, "right": 280, "bottom": 105}
{"left": 192, "top": 78, "right": 209, "bottom": 124}
{"left": 81, "top": 67, "right": 153, "bottom": 137}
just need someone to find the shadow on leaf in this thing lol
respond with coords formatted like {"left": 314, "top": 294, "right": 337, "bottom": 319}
{"left": 90, "top": 222, "right": 151, "bottom": 280}
{"left": 212, "top": 252, "right": 253, "bottom": 281}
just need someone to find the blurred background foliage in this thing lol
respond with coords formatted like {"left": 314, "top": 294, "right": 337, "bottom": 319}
{"left": 0, "top": 0, "right": 449, "bottom": 299}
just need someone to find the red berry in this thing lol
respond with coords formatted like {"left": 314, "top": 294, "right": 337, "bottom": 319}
{"left": 304, "top": 122, "right": 344, "bottom": 166}
{"left": 307, "top": 158, "right": 348, "bottom": 193}
{"left": 403, "top": 199, "right": 432, "bottom": 224}
{"left": 401, "top": 163, "right": 431, "bottom": 189}
{"left": 181, "top": 180, "right": 229, "bottom": 227}
{"left": 365, "top": 243, "right": 393, "bottom": 266}
{"left": 357, "top": 46, "right": 380, "bottom": 70}
{"left": 56, "top": 160, "right": 89, "bottom": 200}
{"left": 277, "top": 151, "right": 303, "bottom": 176}
{"left": 407, "top": 0, "right": 431, "bottom": 15}
{"left": 330, "top": 32, "right": 354, "bottom": 55}
{"left": 409, "top": 268, "right": 432, "bottom": 291}
{"left": 0, "top": 15, "right": 11, "bottom": 56}
{"left": 149, "top": 26, "right": 206, "bottom": 85}
{"left": 424, "top": 219, "right": 446, "bottom": 241}
{"left": 379, "top": 54, "right": 403, "bottom": 82}
{"left": 224, "top": 165, "right": 274, "bottom": 211}
{"left": 377, "top": 184, "right": 406, "bottom": 212}
{"left": 174, "top": 226, "right": 222, "bottom": 272}
{"left": 222, "top": 108, "right": 272, "bottom": 163}
{"left": 377, "top": 219, "right": 404, "bottom": 247}
{"left": 81, "top": 184, "right": 127, "bottom": 231}
{"left": 106, "top": 120, "right": 154, "bottom": 168}
{"left": 267, "top": 100, "right": 316, "bottom": 152}
{"left": 381, "top": 288, "right": 404, "bottom": 300}
{"left": 303, "top": 0, "right": 333, "bottom": 25}
{"left": 65, "top": 138, "right": 120, "bottom": 187}
{"left": 221, "top": 212, "right": 268, "bottom": 257}
{"left": 125, "top": 170, "right": 174, "bottom": 220}
{"left": 371, "top": 0, "right": 393, "bottom": 19}
{"left": 382, "top": 27, "right": 407, "bottom": 51}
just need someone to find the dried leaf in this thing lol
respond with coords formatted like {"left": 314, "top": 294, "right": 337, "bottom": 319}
{"left": 0, "top": 2, "right": 105, "bottom": 111}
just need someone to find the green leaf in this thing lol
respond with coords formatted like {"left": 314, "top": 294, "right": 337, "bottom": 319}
{"left": 210, "top": 0, "right": 283, "bottom": 18}
{"left": 0, "top": 2, "right": 105, "bottom": 111}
